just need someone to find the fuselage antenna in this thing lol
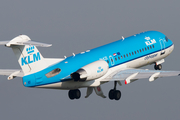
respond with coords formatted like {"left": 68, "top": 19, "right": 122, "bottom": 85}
{"left": 122, "top": 36, "right": 125, "bottom": 40}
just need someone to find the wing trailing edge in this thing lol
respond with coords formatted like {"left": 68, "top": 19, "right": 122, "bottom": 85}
{"left": 100, "top": 69, "right": 180, "bottom": 84}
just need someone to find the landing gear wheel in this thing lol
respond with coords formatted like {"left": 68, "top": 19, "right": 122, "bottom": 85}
{"left": 68, "top": 89, "right": 81, "bottom": 100}
{"left": 157, "top": 64, "right": 162, "bottom": 70}
{"left": 114, "top": 90, "right": 121, "bottom": 100}
{"left": 154, "top": 64, "right": 162, "bottom": 70}
{"left": 109, "top": 89, "right": 115, "bottom": 100}
{"left": 68, "top": 90, "right": 75, "bottom": 100}
{"left": 154, "top": 65, "right": 157, "bottom": 70}
{"left": 74, "top": 89, "right": 81, "bottom": 99}
{"left": 108, "top": 89, "right": 121, "bottom": 100}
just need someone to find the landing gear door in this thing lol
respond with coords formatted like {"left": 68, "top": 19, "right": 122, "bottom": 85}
{"left": 159, "top": 39, "right": 165, "bottom": 55}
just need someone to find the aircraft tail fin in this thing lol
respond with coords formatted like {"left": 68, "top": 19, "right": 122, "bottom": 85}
{"left": 0, "top": 35, "right": 52, "bottom": 75}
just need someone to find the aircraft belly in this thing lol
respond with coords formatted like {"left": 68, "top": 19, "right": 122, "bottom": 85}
{"left": 35, "top": 80, "right": 101, "bottom": 90}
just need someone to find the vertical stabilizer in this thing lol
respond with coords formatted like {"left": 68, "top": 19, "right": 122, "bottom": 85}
{"left": 5, "top": 35, "right": 51, "bottom": 75}
{"left": 12, "top": 45, "right": 48, "bottom": 75}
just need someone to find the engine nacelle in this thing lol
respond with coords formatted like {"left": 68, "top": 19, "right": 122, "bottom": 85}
{"left": 71, "top": 60, "right": 109, "bottom": 81}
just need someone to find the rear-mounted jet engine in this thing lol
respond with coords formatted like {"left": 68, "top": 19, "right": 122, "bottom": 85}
{"left": 71, "top": 60, "right": 109, "bottom": 81}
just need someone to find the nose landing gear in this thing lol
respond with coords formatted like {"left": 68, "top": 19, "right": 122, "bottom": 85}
{"left": 154, "top": 64, "right": 162, "bottom": 70}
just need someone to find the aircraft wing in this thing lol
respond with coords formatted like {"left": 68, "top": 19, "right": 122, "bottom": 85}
{"left": 101, "top": 69, "right": 180, "bottom": 84}
{"left": 0, "top": 69, "right": 24, "bottom": 80}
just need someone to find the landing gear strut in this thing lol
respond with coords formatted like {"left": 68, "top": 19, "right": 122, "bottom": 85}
{"left": 68, "top": 89, "right": 81, "bottom": 100}
{"left": 154, "top": 64, "right": 162, "bottom": 70}
{"left": 108, "top": 81, "right": 121, "bottom": 100}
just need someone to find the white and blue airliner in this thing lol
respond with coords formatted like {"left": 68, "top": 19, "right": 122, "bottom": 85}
{"left": 0, "top": 31, "right": 179, "bottom": 100}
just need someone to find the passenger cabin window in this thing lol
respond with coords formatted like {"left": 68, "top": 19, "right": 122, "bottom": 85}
{"left": 152, "top": 45, "right": 154, "bottom": 48}
{"left": 46, "top": 68, "right": 61, "bottom": 78}
{"left": 165, "top": 36, "right": 168, "bottom": 42}
{"left": 107, "top": 60, "right": 109, "bottom": 64}
{"left": 142, "top": 48, "right": 144, "bottom": 51}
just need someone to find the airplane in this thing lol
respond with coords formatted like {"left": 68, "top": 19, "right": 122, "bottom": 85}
{"left": 0, "top": 31, "right": 179, "bottom": 100}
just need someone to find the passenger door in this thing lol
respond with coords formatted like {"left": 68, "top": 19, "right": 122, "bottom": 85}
{"left": 109, "top": 55, "right": 115, "bottom": 66}
{"left": 159, "top": 39, "right": 165, "bottom": 55}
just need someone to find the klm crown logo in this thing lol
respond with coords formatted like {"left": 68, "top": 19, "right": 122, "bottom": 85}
{"left": 26, "top": 46, "right": 35, "bottom": 54}
{"left": 21, "top": 46, "right": 41, "bottom": 66}
{"left": 97, "top": 67, "right": 103, "bottom": 73}
{"left": 145, "top": 36, "right": 151, "bottom": 40}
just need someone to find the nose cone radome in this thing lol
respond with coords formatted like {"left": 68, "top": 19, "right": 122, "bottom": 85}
{"left": 171, "top": 44, "right": 174, "bottom": 52}
{"left": 168, "top": 42, "right": 174, "bottom": 54}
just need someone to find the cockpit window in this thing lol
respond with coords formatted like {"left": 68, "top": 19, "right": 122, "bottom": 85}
{"left": 165, "top": 36, "right": 168, "bottom": 42}
{"left": 46, "top": 68, "right": 61, "bottom": 78}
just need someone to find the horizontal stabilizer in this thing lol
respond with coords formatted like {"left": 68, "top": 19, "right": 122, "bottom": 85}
{"left": 15, "top": 41, "right": 52, "bottom": 47}
{"left": 0, "top": 69, "right": 24, "bottom": 80}
{"left": 0, "top": 35, "right": 52, "bottom": 47}
{"left": 0, "top": 41, "right": 9, "bottom": 45}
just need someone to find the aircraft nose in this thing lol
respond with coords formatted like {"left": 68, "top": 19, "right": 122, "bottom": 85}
{"left": 172, "top": 44, "right": 174, "bottom": 51}
{"left": 169, "top": 43, "right": 174, "bottom": 54}
{"left": 168, "top": 38, "right": 174, "bottom": 48}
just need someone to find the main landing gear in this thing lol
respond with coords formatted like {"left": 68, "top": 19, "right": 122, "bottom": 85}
{"left": 68, "top": 89, "right": 81, "bottom": 100}
{"left": 154, "top": 64, "right": 162, "bottom": 70}
{"left": 108, "top": 81, "right": 121, "bottom": 100}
